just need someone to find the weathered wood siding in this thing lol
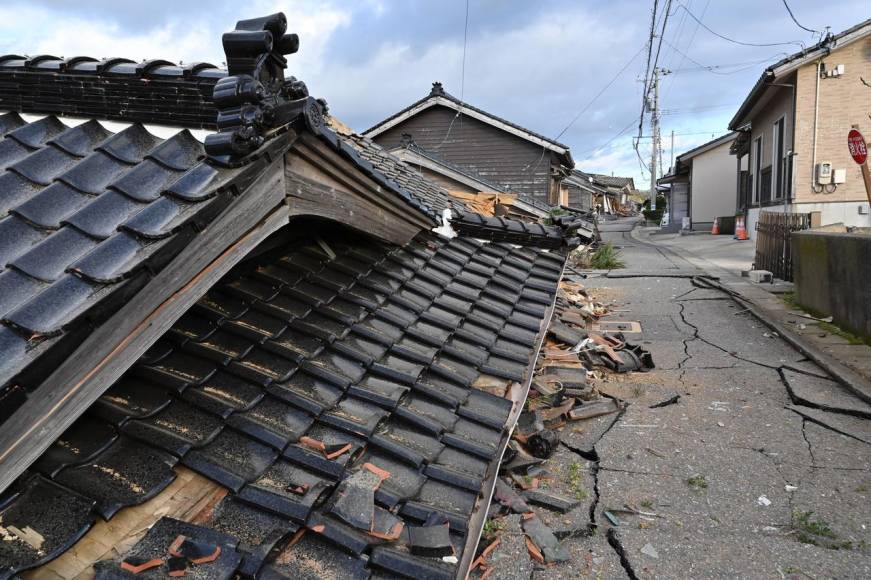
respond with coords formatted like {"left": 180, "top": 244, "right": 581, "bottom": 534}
{"left": 566, "top": 184, "right": 592, "bottom": 210}
{"left": 373, "top": 105, "right": 557, "bottom": 203}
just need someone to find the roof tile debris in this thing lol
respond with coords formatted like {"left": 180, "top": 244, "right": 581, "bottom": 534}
{"left": 1, "top": 227, "right": 564, "bottom": 579}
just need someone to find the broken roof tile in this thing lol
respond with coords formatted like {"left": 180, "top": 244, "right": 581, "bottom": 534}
{"left": 0, "top": 474, "right": 95, "bottom": 578}
{"left": 237, "top": 459, "right": 331, "bottom": 523}
{"left": 206, "top": 497, "right": 298, "bottom": 578}
{"left": 93, "top": 516, "right": 241, "bottom": 580}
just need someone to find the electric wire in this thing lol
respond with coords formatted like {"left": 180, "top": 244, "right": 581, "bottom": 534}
{"left": 674, "top": 3, "right": 804, "bottom": 49}
{"left": 781, "top": 0, "right": 820, "bottom": 37}
{"left": 432, "top": 0, "right": 470, "bottom": 152}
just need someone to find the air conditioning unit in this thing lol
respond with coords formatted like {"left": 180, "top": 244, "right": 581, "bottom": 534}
{"left": 816, "top": 162, "right": 833, "bottom": 184}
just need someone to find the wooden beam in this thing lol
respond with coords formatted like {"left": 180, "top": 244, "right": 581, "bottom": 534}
{"left": 0, "top": 159, "right": 290, "bottom": 494}
{"left": 285, "top": 170, "right": 422, "bottom": 246}
{"left": 290, "top": 135, "right": 434, "bottom": 231}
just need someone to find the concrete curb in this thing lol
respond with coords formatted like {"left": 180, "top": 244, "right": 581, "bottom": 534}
{"left": 631, "top": 226, "right": 871, "bottom": 405}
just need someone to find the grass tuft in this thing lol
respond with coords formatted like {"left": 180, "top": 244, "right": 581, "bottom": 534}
{"left": 589, "top": 243, "right": 625, "bottom": 270}
{"left": 686, "top": 474, "right": 708, "bottom": 490}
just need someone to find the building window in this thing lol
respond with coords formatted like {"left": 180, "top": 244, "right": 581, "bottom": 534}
{"left": 772, "top": 117, "right": 785, "bottom": 199}
{"left": 753, "top": 136, "right": 763, "bottom": 204}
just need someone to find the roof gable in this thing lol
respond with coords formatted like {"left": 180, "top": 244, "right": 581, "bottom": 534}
{"left": 363, "top": 83, "right": 573, "bottom": 166}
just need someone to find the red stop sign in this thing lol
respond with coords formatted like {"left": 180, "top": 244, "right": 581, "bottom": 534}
{"left": 848, "top": 129, "right": 867, "bottom": 164}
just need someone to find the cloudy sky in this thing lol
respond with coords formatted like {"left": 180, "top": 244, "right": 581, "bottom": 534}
{"left": 1, "top": 1, "right": 865, "bottom": 188}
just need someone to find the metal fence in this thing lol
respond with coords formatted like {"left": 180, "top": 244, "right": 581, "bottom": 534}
{"left": 753, "top": 210, "right": 813, "bottom": 281}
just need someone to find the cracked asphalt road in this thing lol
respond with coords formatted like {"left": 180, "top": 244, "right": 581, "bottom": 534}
{"left": 526, "top": 218, "right": 871, "bottom": 579}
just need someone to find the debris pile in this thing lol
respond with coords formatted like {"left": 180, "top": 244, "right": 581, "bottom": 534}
{"left": 471, "top": 278, "right": 655, "bottom": 576}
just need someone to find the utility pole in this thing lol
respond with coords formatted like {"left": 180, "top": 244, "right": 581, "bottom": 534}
{"left": 670, "top": 129, "right": 675, "bottom": 173}
{"left": 648, "top": 68, "right": 661, "bottom": 211}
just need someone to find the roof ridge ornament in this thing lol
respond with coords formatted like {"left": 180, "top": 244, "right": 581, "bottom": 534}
{"left": 430, "top": 81, "right": 445, "bottom": 96}
{"left": 205, "top": 12, "right": 322, "bottom": 160}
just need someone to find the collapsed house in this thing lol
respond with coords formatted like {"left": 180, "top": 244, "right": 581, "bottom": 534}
{"left": 0, "top": 12, "right": 599, "bottom": 580}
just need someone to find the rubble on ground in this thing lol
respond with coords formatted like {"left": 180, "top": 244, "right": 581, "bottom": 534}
{"left": 471, "top": 277, "right": 655, "bottom": 576}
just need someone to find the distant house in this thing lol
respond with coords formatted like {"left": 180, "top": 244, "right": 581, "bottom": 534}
{"left": 728, "top": 18, "right": 871, "bottom": 239}
{"left": 388, "top": 135, "right": 552, "bottom": 219}
{"left": 562, "top": 170, "right": 602, "bottom": 211}
{"left": 363, "top": 82, "right": 574, "bottom": 206}
{"left": 658, "top": 132, "right": 740, "bottom": 231}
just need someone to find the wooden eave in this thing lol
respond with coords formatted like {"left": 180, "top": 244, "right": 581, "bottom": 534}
{"left": 285, "top": 132, "right": 435, "bottom": 246}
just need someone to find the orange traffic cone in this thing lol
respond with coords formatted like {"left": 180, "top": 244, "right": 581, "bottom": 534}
{"left": 711, "top": 217, "right": 720, "bottom": 235}
{"left": 735, "top": 216, "right": 749, "bottom": 240}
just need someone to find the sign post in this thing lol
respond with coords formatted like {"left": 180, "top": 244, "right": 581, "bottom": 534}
{"left": 848, "top": 125, "right": 871, "bottom": 204}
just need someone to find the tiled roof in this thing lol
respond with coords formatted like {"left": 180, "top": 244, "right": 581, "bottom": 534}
{"left": 450, "top": 210, "right": 565, "bottom": 249}
{"left": 0, "top": 53, "right": 446, "bottom": 222}
{"left": 363, "top": 82, "right": 571, "bottom": 155}
{"left": 0, "top": 112, "right": 290, "bottom": 420}
{"left": 588, "top": 173, "right": 634, "bottom": 189}
{"left": 0, "top": 55, "right": 225, "bottom": 129}
{"left": 335, "top": 132, "right": 452, "bottom": 215}
{"left": 0, "top": 227, "right": 565, "bottom": 579}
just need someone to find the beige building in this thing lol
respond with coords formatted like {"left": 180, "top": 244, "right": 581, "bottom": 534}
{"left": 660, "top": 132, "right": 741, "bottom": 231}
{"left": 729, "top": 19, "right": 871, "bottom": 240}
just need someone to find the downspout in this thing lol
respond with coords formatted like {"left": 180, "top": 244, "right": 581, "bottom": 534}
{"left": 811, "top": 58, "right": 822, "bottom": 194}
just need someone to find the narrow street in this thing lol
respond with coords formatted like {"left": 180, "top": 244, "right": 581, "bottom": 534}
{"left": 531, "top": 217, "right": 871, "bottom": 579}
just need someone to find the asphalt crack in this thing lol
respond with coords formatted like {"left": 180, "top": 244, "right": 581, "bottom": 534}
{"left": 676, "top": 300, "right": 779, "bottom": 370}
{"left": 800, "top": 418, "right": 817, "bottom": 467}
{"left": 606, "top": 528, "right": 640, "bottom": 580}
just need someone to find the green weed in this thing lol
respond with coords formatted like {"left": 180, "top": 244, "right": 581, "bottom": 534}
{"left": 686, "top": 475, "right": 708, "bottom": 490}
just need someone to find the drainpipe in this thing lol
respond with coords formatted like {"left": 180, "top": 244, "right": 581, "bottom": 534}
{"left": 811, "top": 59, "right": 822, "bottom": 194}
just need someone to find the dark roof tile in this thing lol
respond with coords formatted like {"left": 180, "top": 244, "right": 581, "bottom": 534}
{"left": 53, "top": 435, "right": 177, "bottom": 518}
{"left": 5, "top": 115, "right": 66, "bottom": 148}
{"left": 8, "top": 227, "right": 99, "bottom": 282}
{"left": 226, "top": 395, "right": 314, "bottom": 449}
{"left": 182, "top": 429, "right": 278, "bottom": 492}
{"left": 46, "top": 119, "right": 111, "bottom": 157}
{"left": 145, "top": 129, "right": 204, "bottom": 170}
{"left": 97, "top": 124, "right": 163, "bottom": 164}
{"left": 108, "top": 158, "right": 182, "bottom": 202}
{"left": 33, "top": 414, "right": 118, "bottom": 477}
{"left": 0, "top": 475, "right": 95, "bottom": 578}
{"left": 56, "top": 150, "right": 129, "bottom": 194}
{"left": 3, "top": 274, "right": 110, "bottom": 338}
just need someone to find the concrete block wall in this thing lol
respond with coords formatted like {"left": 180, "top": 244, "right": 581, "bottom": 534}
{"left": 793, "top": 230, "right": 871, "bottom": 339}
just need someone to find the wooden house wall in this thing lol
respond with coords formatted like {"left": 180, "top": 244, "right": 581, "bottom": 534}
{"left": 373, "top": 105, "right": 557, "bottom": 204}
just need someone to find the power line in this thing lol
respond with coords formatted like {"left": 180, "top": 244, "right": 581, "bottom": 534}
{"left": 460, "top": 0, "right": 470, "bottom": 102}
{"left": 575, "top": 119, "right": 638, "bottom": 157}
{"left": 662, "top": 0, "right": 710, "bottom": 100}
{"left": 674, "top": 4, "right": 805, "bottom": 49}
{"left": 553, "top": 43, "right": 647, "bottom": 141}
{"left": 637, "top": 0, "right": 661, "bottom": 139}
{"left": 661, "top": 38, "right": 785, "bottom": 76}
{"left": 433, "top": 0, "right": 470, "bottom": 152}
{"left": 781, "top": 0, "right": 820, "bottom": 37}
{"left": 650, "top": 0, "right": 674, "bottom": 75}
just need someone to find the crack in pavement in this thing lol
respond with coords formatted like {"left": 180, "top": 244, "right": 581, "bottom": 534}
{"left": 800, "top": 419, "right": 817, "bottom": 468}
{"left": 606, "top": 528, "right": 640, "bottom": 580}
